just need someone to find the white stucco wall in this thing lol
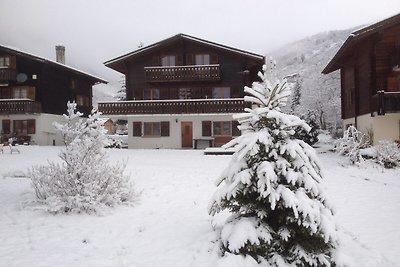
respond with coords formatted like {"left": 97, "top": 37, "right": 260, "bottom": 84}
{"left": 104, "top": 113, "right": 236, "bottom": 149}
{"left": 342, "top": 114, "right": 400, "bottom": 145}
{"left": 0, "top": 113, "right": 65, "bottom": 146}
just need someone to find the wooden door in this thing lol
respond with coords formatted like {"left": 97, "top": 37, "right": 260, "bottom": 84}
{"left": 181, "top": 121, "right": 193, "bottom": 148}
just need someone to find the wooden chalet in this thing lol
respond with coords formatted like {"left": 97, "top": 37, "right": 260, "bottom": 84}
{"left": 323, "top": 13, "right": 400, "bottom": 144}
{"left": 0, "top": 44, "right": 107, "bottom": 145}
{"left": 99, "top": 34, "right": 264, "bottom": 149}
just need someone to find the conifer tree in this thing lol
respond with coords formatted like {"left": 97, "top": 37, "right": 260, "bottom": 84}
{"left": 209, "top": 66, "right": 341, "bottom": 266}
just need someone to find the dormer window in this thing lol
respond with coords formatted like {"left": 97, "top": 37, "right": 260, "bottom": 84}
{"left": 161, "top": 55, "right": 175, "bottom": 66}
{"left": 0, "top": 56, "right": 10, "bottom": 67}
{"left": 195, "top": 54, "right": 210, "bottom": 65}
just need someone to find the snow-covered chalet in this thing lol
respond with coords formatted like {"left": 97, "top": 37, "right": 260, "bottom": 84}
{"left": 0, "top": 45, "right": 107, "bottom": 145}
{"left": 99, "top": 34, "right": 264, "bottom": 149}
{"left": 323, "top": 13, "right": 400, "bottom": 144}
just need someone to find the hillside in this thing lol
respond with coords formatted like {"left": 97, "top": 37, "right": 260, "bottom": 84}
{"left": 270, "top": 28, "right": 356, "bottom": 133}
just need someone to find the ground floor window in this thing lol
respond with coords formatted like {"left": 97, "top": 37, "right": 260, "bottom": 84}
{"left": 2, "top": 119, "right": 10, "bottom": 134}
{"left": 213, "top": 121, "right": 231, "bottom": 136}
{"left": 13, "top": 119, "right": 35, "bottom": 134}
{"left": 133, "top": 121, "right": 170, "bottom": 137}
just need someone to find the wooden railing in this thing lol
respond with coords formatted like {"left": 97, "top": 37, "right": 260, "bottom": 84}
{"left": 0, "top": 67, "right": 17, "bottom": 82}
{"left": 372, "top": 91, "right": 400, "bottom": 115}
{"left": 144, "top": 64, "right": 220, "bottom": 82}
{"left": 0, "top": 99, "right": 42, "bottom": 114}
{"left": 98, "top": 98, "right": 246, "bottom": 115}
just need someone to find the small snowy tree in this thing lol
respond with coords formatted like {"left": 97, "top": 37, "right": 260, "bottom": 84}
{"left": 334, "top": 125, "right": 370, "bottom": 164}
{"left": 30, "top": 102, "right": 134, "bottom": 213}
{"left": 209, "top": 66, "right": 341, "bottom": 266}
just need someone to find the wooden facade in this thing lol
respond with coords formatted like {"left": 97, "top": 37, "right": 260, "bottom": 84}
{"left": 102, "top": 34, "right": 264, "bottom": 106}
{"left": 100, "top": 34, "right": 264, "bottom": 148}
{"left": 0, "top": 44, "right": 106, "bottom": 144}
{"left": 323, "top": 14, "right": 400, "bottom": 120}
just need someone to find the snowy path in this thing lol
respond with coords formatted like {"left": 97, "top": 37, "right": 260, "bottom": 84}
{"left": 0, "top": 146, "right": 399, "bottom": 266}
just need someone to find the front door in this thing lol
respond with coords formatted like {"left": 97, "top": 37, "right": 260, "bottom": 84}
{"left": 181, "top": 121, "right": 193, "bottom": 148}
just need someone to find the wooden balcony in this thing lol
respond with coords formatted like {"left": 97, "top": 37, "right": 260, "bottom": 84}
{"left": 0, "top": 99, "right": 42, "bottom": 114}
{"left": 144, "top": 64, "right": 220, "bottom": 83}
{"left": 0, "top": 67, "right": 17, "bottom": 83}
{"left": 98, "top": 98, "right": 246, "bottom": 115}
{"left": 372, "top": 91, "right": 400, "bottom": 115}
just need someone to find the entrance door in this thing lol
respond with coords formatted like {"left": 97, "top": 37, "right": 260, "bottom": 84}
{"left": 181, "top": 121, "right": 193, "bottom": 148}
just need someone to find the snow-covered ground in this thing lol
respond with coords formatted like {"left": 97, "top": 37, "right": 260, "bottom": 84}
{"left": 0, "top": 143, "right": 399, "bottom": 267}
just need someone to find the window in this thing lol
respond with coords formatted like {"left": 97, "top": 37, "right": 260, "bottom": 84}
{"left": 11, "top": 87, "right": 35, "bottom": 100}
{"left": 212, "top": 87, "right": 230, "bottom": 99}
{"left": 213, "top": 121, "right": 231, "bottom": 136}
{"left": 144, "top": 122, "right": 161, "bottom": 136}
{"left": 161, "top": 55, "right": 176, "bottom": 66}
{"left": 0, "top": 56, "right": 10, "bottom": 67}
{"left": 202, "top": 121, "right": 212, "bottom": 136}
{"left": 13, "top": 119, "right": 35, "bottom": 134}
{"left": 76, "top": 95, "right": 90, "bottom": 107}
{"left": 195, "top": 54, "right": 210, "bottom": 65}
{"left": 143, "top": 88, "right": 160, "bottom": 100}
{"left": 179, "top": 88, "right": 192, "bottom": 99}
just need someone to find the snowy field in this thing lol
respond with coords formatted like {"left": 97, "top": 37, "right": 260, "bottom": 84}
{"left": 0, "top": 143, "right": 399, "bottom": 267}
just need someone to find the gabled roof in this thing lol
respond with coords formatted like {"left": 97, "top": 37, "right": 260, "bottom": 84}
{"left": 322, "top": 13, "right": 400, "bottom": 74}
{"left": 0, "top": 44, "right": 107, "bottom": 84}
{"left": 105, "top": 33, "right": 265, "bottom": 73}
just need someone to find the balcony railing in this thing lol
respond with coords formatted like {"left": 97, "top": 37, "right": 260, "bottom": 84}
{"left": 0, "top": 67, "right": 17, "bottom": 83}
{"left": 372, "top": 91, "right": 400, "bottom": 115}
{"left": 144, "top": 64, "right": 220, "bottom": 82}
{"left": 98, "top": 98, "right": 246, "bottom": 115}
{"left": 0, "top": 99, "right": 42, "bottom": 114}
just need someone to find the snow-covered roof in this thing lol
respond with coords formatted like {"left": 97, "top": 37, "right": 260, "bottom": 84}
{"left": 322, "top": 12, "right": 400, "bottom": 74}
{"left": 0, "top": 44, "right": 107, "bottom": 84}
{"left": 104, "top": 33, "right": 264, "bottom": 71}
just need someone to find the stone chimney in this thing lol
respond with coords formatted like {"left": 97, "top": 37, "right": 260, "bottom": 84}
{"left": 55, "top": 45, "right": 65, "bottom": 64}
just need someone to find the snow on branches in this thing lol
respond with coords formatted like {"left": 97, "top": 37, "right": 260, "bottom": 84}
{"left": 209, "top": 66, "right": 344, "bottom": 266}
{"left": 30, "top": 102, "right": 135, "bottom": 214}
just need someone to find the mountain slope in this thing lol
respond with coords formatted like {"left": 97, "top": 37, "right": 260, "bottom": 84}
{"left": 270, "top": 28, "right": 356, "bottom": 133}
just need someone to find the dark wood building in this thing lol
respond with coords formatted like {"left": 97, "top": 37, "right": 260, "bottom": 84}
{"left": 99, "top": 34, "right": 264, "bottom": 149}
{"left": 0, "top": 44, "right": 106, "bottom": 145}
{"left": 323, "top": 13, "right": 400, "bottom": 144}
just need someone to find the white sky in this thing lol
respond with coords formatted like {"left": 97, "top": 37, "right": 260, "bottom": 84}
{"left": 0, "top": 0, "right": 399, "bottom": 84}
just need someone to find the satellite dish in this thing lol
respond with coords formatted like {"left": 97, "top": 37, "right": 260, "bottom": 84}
{"left": 16, "top": 73, "right": 28, "bottom": 83}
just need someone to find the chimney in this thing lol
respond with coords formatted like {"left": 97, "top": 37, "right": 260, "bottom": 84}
{"left": 55, "top": 45, "right": 65, "bottom": 64}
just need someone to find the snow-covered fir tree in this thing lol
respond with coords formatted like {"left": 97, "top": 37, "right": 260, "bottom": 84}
{"left": 294, "top": 110, "right": 320, "bottom": 146}
{"left": 209, "top": 66, "right": 342, "bottom": 266}
{"left": 30, "top": 102, "right": 134, "bottom": 213}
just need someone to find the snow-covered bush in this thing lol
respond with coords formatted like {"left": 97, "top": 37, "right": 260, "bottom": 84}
{"left": 209, "top": 65, "right": 342, "bottom": 266}
{"left": 30, "top": 102, "right": 134, "bottom": 213}
{"left": 375, "top": 140, "right": 400, "bottom": 169}
{"left": 334, "top": 125, "right": 370, "bottom": 164}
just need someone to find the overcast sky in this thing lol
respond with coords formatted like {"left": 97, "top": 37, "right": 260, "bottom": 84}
{"left": 1, "top": 0, "right": 399, "bottom": 85}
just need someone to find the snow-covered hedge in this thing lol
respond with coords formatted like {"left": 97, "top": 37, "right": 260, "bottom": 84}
{"left": 30, "top": 102, "right": 135, "bottom": 213}
{"left": 375, "top": 140, "right": 400, "bottom": 169}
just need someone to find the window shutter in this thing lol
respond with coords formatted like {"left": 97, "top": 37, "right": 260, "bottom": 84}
{"left": 203, "top": 87, "right": 212, "bottom": 99}
{"left": 2, "top": 119, "right": 10, "bottom": 134}
{"left": 27, "top": 87, "right": 35, "bottom": 100}
{"left": 160, "top": 88, "right": 169, "bottom": 100}
{"left": 176, "top": 55, "right": 183, "bottom": 66}
{"left": 133, "top": 121, "right": 142, "bottom": 136}
{"left": 186, "top": 54, "right": 194, "bottom": 65}
{"left": 232, "top": 120, "right": 240, "bottom": 136}
{"left": 202, "top": 121, "right": 212, "bottom": 136}
{"left": 27, "top": 119, "right": 36, "bottom": 134}
{"left": 161, "top": 121, "right": 170, "bottom": 136}
{"left": 210, "top": 53, "right": 218, "bottom": 64}
{"left": 152, "top": 56, "right": 160, "bottom": 66}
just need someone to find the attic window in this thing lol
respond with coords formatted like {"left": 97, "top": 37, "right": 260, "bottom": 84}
{"left": 161, "top": 55, "right": 175, "bottom": 66}
{"left": 0, "top": 57, "right": 10, "bottom": 67}
{"left": 195, "top": 54, "right": 210, "bottom": 65}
